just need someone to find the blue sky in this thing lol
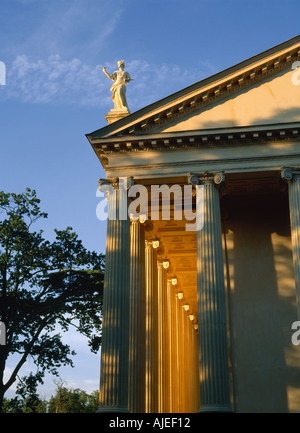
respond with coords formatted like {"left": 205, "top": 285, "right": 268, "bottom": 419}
{"left": 1, "top": 0, "right": 299, "bottom": 400}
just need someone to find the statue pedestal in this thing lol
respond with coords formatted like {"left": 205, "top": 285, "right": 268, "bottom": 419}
{"left": 105, "top": 108, "right": 130, "bottom": 124}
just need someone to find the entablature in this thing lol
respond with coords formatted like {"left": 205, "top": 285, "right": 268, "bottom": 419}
{"left": 91, "top": 122, "right": 300, "bottom": 156}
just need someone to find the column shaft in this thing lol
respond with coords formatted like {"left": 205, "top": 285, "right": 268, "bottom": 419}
{"left": 194, "top": 326, "right": 200, "bottom": 412}
{"left": 157, "top": 262, "right": 165, "bottom": 413}
{"left": 174, "top": 295, "right": 181, "bottom": 412}
{"left": 288, "top": 174, "right": 300, "bottom": 318}
{"left": 183, "top": 308, "right": 191, "bottom": 412}
{"left": 178, "top": 297, "right": 185, "bottom": 412}
{"left": 196, "top": 177, "right": 231, "bottom": 412}
{"left": 189, "top": 318, "right": 195, "bottom": 413}
{"left": 145, "top": 242, "right": 159, "bottom": 413}
{"left": 170, "top": 286, "right": 178, "bottom": 412}
{"left": 166, "top": 280, "right": 173, "bottom": 413}
{"left": 128, "top": 221, "right": 146, "bottom": 413}
{"left": 98, "top": 187, "right": 130, "bottom": 412}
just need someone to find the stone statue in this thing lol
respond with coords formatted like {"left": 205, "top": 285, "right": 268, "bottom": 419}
{"left": 102, "top": 60, "right": 132, "bottom": 112}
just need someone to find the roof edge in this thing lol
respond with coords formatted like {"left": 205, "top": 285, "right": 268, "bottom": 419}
{"left": 86, "top": 34, "right": 300, "bottom": 140}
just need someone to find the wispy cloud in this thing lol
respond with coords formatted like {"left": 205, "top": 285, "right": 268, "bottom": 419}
{"left": 0, "top": 1, "right": 217, "bottom": 111}
{"left": 4, "top": 54, "right": 105, "bottom": 106}
{"left": 2, "top": 55, "right": 216, "bottom": 111}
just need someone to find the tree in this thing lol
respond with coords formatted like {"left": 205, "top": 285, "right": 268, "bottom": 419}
{"left": 47, "top": 381, "right": 98, "bottom": 413}
{"left": 2, "top": 381, "right": 99, "bottom": 413}
{"left": 0, "top": 188, "right": 104, "bottom": 412}
{"left": 2, "top": 372, "right": 47, "bottom": 413}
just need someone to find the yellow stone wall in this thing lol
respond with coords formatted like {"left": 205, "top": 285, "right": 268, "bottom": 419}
{"left": 223, "top": 193, "right": 300, "bottom": 412}
{"left": 157, "top": 68, "right": 300, "bottom": 133}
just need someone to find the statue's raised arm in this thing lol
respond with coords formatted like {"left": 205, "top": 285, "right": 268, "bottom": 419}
{"left": 102, "top": 67, "right": 113, "bottom": 81}
{"left": 101, "top": 60, "right": 131, "bottom": 112}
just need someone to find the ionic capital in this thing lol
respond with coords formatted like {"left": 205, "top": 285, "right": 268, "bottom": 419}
{"left": 167, "top": 277, "right": 178, "bottom": 286}
{"left": 281, "top": 167, "right": 300, "bottom": 182}
{"left": 120, "top": 176, "right": 134, "bottom": 190}
{"left": 162, "top": 260, "right": 170, "bottom": 269}
{"left": 130, "top": 213, "right": 147, "bottom": 223}
{"left": 187, "top": 171, "right": 225, "bottom": 186}
{"left": 98, "top": 177, "right": 117, "bottom": 193}
{"left": 98, "top": 176, "right": 134, "bottom": 192}
{"left": 157, "top": 260, "right": 169, "bottom": 270}
{"left": 145, "top": 240, "right": 160, "bottom": 249}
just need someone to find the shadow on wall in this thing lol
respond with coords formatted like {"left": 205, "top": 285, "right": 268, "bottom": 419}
{"left": 222, "top": 192, "right": 300, "bottom": 413}
{"left": 153, "top": 66, "right": 300, "bottom": 133}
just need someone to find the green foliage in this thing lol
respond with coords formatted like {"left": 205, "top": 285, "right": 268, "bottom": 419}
{"left": 2, "top": 381, "right": 98, "bottom": 413}
{"left": 47, "top": 382, "right": 98, "bottom": 413}
{"left": 2, "top": 372, "right": 47, "bottom": 413}
{"left": 0, "top": 188, "right": 104, "bottom": 412}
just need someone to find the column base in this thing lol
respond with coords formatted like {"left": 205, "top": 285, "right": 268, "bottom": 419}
{"left": 198, "top": 405, "right": 232, "bottom": 413}
{"left": 96, "top": 406, "right": 130, "bottom": 413}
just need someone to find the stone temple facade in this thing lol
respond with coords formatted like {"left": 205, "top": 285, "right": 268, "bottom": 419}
{"left": 86, "top": 35, "right": 300, "bottom": 413}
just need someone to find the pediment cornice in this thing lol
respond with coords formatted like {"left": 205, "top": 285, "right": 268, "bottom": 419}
{"left": 86, "top": 35, "right": 300, "bottom": 143}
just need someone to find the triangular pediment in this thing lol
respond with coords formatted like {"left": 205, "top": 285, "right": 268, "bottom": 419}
{"left": 153, "top": 66, "right": 300, "bottom": 133}
{"left": 87, "top": 35, "right": 300, "bottom": 143}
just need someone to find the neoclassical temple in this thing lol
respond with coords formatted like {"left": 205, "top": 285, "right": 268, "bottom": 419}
{"left": 86, "top": 35, "right": 300, "bottom": 413}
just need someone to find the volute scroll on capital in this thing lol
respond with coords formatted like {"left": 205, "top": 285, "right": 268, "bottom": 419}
{"left": 187, "top": 171, "right": 226, "bottom": 186}
{"left": 145, "top": 240, "right": 160, "bottom": 249}
{"left": 167, "top": 277, "right": 178, "bottom": 286}
{"left": 157, "top": 260, "right": 170, "bottom": 270}
{"left": 281, "top": 167, "right": 300, "bottom": 182}
{"left": 177, "top": 292, "right": 184, "bottom": 300}
{"left": 120, "top": 176, "right": 134, "bottom": 190}
{"left": 129, "top": 213, "right": 147, "bottom": 223}
{"left": 98, "top": 176, "right": 134, "bottom": 192}
{"left": 98, "top": 177, "right": 117, "bottom": 193}
{"left": 162, "top": 260, "right": 170, "bottom": 270}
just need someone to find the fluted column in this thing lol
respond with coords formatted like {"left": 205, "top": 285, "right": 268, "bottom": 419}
{"left": 157, "top": 261, "right": 164, "bottom": 413}
{"left": 193, "top": 324, "right": 200, "bottom": 412}
{"left": 169, "top": 278, "right": 178, "bottom": 413}
{"left": 157, "top": 260, "right": 169, "bottom": 413}
{"left": 182, "top": 303, "right": 191, "bottom": 412}
{"left": 174, "top": 293, "right": 182, "bottom": 412}
{"left": 189, "top": 172, "right": 231, "bottom": 412}
{"left": 281, "top": 168, "right": 300, "bottom": 318}
{"left": 188, "top": 313, "right": 196, "bottom": 413}
{"left": 98, "top": 177, "right": 132, "bottom": 412}
{"left": 145, "top": 240, "right": 159, "bottom": 413}
{"left": 128, "top": 219, "right": 146, "bottom": 413}
{"left": 166, "top": 278, "right": 176, "bottom": 413}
